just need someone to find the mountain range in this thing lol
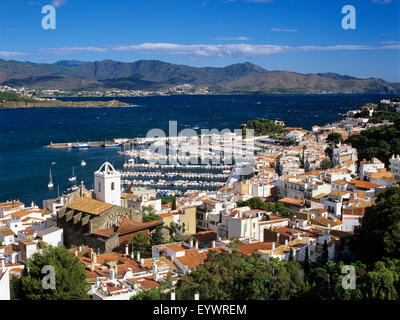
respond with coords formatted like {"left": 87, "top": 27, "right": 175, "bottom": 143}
{"left": 0, "top": 59, "right": 399, "bottom": 94}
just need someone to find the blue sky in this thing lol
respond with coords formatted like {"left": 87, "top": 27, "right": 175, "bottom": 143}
{"left": 0, "top": 0, "right": 399, "bottom": 81}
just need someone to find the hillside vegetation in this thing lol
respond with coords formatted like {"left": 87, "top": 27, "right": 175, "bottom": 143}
{"left": 1, "top": 59, "right": 399, "bottom": 94}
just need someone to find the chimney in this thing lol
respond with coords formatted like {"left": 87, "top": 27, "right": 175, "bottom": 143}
{"left": 276, "top": 233, "right": 280, "bottom": 242}
{"left": 140, "top": 258, "right": 144, "bottom": 267}
{"left": 194, "top": 293, "right": 200, "bottom": 300}
{"left": 171, "top": 291, "right": 176, "bottom": 300}
{"left": 285, "top": 239, "right": 288, "bottom": 246}
{"left": 125, "top": 244, "right": 129, "bottom": 256}
{"left": 90, "top": 262, "right": 94, "bottom": 272}
{"left": 93, "top": 252, "right": 97, "bottom": 264}
{"left": 137, "top": 251, "right": 141, "bottom": 262}
{"left": 110, "top": 268, "right": 115, "bottom": 280}
{"left": 90, "top": 248, "right": 94, "bottom": 260}
{"left": 1, "top": 258, "right": 5, "bottom": 271}
{"left": 189, "top": 239, "right": 193, "bottom": 248}
{"left": 115, "top": 265, "right": 118, "bottom": 276}
{"left": 195, "top": 241, "right": 198, "bottom": 250}
{"left": 75, "top": 249, "right": 78, "bottom": 257}
{"left": 272, "top": 242, "right": 275, "bottom": 250}
{"left": 212, "top": 241, "right": 216, "bottom": 248}
{"left": 79, "top": 245, "right": 82, "bottom": 252}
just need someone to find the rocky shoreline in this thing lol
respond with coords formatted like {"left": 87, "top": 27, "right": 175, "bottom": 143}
{"left": 0, "top": 99, "right": 131, "bottom": 109}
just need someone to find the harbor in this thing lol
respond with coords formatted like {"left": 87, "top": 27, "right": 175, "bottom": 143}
{"left": 43, "top": 132, "right": 258, "bottom": 194}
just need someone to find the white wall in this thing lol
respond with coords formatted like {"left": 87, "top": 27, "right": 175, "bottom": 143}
{"left": 0, "top": 269, "right": 10, "bottom": 300}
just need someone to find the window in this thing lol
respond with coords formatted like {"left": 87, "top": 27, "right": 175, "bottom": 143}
{"left": 98, "top": 182, "right": 101, "bottom": 192}
{"left": 111, "top": 182, "right": 115, "bottom": 190}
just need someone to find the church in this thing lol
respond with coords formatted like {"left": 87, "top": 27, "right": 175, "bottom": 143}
{"left": 57, "top": 162, "right": 162, "bottom": 253}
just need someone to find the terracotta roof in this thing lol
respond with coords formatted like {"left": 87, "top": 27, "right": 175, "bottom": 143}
{"left": 278, "top": 198, "right": 303, "bottom": 206}
{"left": 350, "top": 180, "right": 381, "bottom": 189}
{"left": 90, "top": 227, "right": 115, "bottom": 238}
{"left": 237, "top": 242, "right": 277, "bottom": 255}
{"left": 117, "top": 218, "right": 162, "bottom": 236}
{"left": 311, "top": 216, "right": 342, "bottom": 227}
{"left": 333, "top": 179, "right": 348, "bottom": 185}
{"left": 68, "top": 197, "right": 113, "bottom": 215}
{"left": 0, "top": 227, "right": 15, "bottom": 237}
{"left": 157, "top": 211, "right": 176, "bottom": 218}
{"left": 193, "top": 230, "right": 218, "bottom": 242}
{"left": 127, "top": 276, "right": 160, "bottom": 290}
{"left": 176, "top": 247, "right": 223, "bottom": 269}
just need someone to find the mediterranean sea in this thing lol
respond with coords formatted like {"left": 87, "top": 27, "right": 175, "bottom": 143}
{"left": 0, "top": 94, "right": 394, "bottom": 205}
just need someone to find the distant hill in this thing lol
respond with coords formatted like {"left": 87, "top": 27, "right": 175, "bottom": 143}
{"left": 0, "top": 58, "right": 398, "bottom": 94}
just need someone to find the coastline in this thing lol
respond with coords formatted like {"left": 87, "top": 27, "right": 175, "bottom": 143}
{"left": 0, "top": 99, "right": 131, "bottom": 109}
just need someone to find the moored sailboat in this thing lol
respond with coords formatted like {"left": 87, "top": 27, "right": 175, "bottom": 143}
{"left": 68, "top": 166, "right": 76, "bottom": 182}
{"left": 48, "top": 168, "right": 54, "bottom": 189}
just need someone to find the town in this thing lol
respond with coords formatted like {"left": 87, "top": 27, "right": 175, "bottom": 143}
{"left": 1, "top": 96, "right": 400, "bottom": 300}
{"left": 0, "top": 84, "right": 212, "bottom": 99}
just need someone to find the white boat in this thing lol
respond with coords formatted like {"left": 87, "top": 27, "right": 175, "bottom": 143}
{"left": 74, "top": 143, "right": 90, "bottom": 149}
{"left": 48, "top": 169, "right": 54, "bottom": 189}
{"left": 81, "top": 160, "right": 87, "bottom": 167}
{"left": 68, "top": 166, "right": 76, "bottom": 182}
{"left": 104, "top": 142, "right": 122, "bottom": 148}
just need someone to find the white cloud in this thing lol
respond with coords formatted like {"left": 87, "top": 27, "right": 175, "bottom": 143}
{"left": 0, "top": 51, "right": 28, "bottom": 57}
{"left": 371, "top": 0, "right": 392, "bottom": 4}
{"left": 52, "top": 0, "right": 67, "bottom": 8}
{"left": 2, "top": 42, "right": 399, "bottom": 59}
{"left": 36, "top": 46, "right": 107, "bottom": 55}
{"left": 270, "top": 28, "right": 299, "bottom": 32}
{"left": 380, "top": 40, "right": 400, "bottom": 44}
{"left": 111, "top": 42, "right": 400, "bottom": 57}
{"left": 112, "top": 43, "right": 289, "bottom": 57}
{"left": 212, "top": 36, "right": 251, "bottom": 41}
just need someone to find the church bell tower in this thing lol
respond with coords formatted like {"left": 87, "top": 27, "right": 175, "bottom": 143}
{"left": 94, "top": 162, "right": 121, "bottom": 206}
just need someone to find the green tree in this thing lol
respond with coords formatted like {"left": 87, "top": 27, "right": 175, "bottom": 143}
{"left": 176, "top": 250, "right": 305, "bottom": 300}
{"left": 132, "top": 231, "right": 152, "bottom": 258}
{"left": 228, "top": 237, "right": 243, "bottom": 250}
{"left": 237, "top": 197, "right": 293, "bottom": 218}
{"left": 320, "top": 158, "right": 333, "bottom": 170}
{"left": 17, "top": 246, "right": 89, "bottom": 300}
{"left": 351, "top": 186, "right": 400, "bottom": 263}
{"left": 130, "top": 287, "right": 169, "bottom": 300}
{"left": 171, "top": 197, "right": 177, "bottom": 210}
{"left": 346, "top": 122, "right": 400, "bottom": 165}
{"left": 304, "top": 247, "right": 310, "bottom": 278}
{"left": 142, "top": 206, "right": 161, "bottom": 222}
{"left": 321, "top": 240, "right": 329, "bottom": 265}
{"left": 151, "top": 226, "right": 166, "bottom": 246}
{"left": 327, "top": 132, "right": 343, "bottom": 146}
{"left": 241, "top": 118, "right": 288, "bottom": 137}
{"left": 10, "top": 275, "right": 22, "bottom": 300}
{"left": 166, "top": 222, "right": 182, "bottom": 242}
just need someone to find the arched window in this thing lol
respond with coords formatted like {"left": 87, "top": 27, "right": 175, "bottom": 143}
{"left": 111, "top": 182, "right": 115, "bottom": 190}
{"left": 98, "top": 182, "right": 101, "bottom": 192}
